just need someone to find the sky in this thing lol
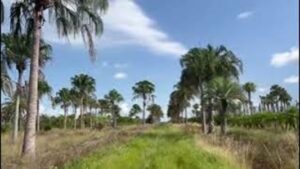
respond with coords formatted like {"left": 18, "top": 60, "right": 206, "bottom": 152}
{"left": 2, "top": 0, "right": 299, "bottom": 120}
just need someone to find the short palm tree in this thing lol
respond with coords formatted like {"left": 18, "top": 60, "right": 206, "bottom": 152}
{"left": 104, "top": 89, "right": 124, "bottom": 128}
{"left": 211, "top": 77, "right": 245, "bottom": 134}
{"left": 10, "top": 0, "right": 108, "bottom": 157}
{"left": 37, "top": 80, "right": 52, "bottom": 131}
{"left": 147, "top": 104, "right": 163, "bottom": 123}
{"left": 52, "top": 88, "right": 71, "bottom": 129}
{"left": 71, "top": 74, "right": 96, "bottom": 129}
{"left": 129, "top": 104, "right": 142, "bottom": 119}
{"left": 69, "top": 88, "right": 81, "bottom": 129}
{"left": 242, "top": 82, "right": 256, "bottom": 114}
{"left": 132, "top": 80, "right": 155, "bottom": 125}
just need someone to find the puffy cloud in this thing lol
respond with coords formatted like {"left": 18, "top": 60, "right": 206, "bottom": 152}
{"left": 119, "top": 102, "right": 130, "bottom": 116}
{"left": 113, "top": 63, "right": 128, "bottom": 69}
{"left": 237, "top": 11, "right": 254, "bottom": 19}
{"left": 271, "top": 47, "right": 299, "bottom": 67}
{"left": 114, "top": 72, "right": 128, "bottom": 79}
{"left": 284, "top": 75, "right": 299, "bottom": 84}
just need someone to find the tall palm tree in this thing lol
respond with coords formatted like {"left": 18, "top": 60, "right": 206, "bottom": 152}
{"left": 211, "top": 77, "right": 245, "bottom": 135}
{"left": 180, "top": 45, "right": 242, "bottom": 134}
{"left": 242, "top": 82, "right": 256, "bottom": 114}
{"left": 52, "top": 88, "right": 71, "bottom": 129}
{"left": 132, "top": 80, "right": 155, "bottom": 125}
{"left": 129, "top": 104, "right": 142, "bottom": 119}
{"left": 10, "top": 0, "right": 108, "bottom": 157}
{"left": 37, "top": 80, "right": 52, "bottom": 132}
{"left": 71, "top": 74, "right": 96, "bottom": 129}
{"left": 2, "top": 33, "right": 52, "bottom": 143}
{"left": 104, "top": 89, "right": 124, "bottom": 128}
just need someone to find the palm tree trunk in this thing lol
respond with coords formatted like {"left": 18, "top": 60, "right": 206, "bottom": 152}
{"left": 207, "top": 98, "right": 213, "bottom": 134}
{"left": 12, "top": 71, "right": 23, "bottom": 144}
{"left": 22, "top": 6, "right": 42, "bottom": 159}
{"left": 200, "top": 85, "right": 207, "bottom": 134}
{"left": 184, "top": 108, "right": 188, "bottom": 124}
{"left": 74, "top": 106, "right": 77, "bottom": 129}
{"left": 220, "top": 99, "right": 228, "bottom": 135}
{"left": 248, "top": 92, "right": 252, "bottom": 115}
{"left": 36, "top": 99, "right": 40, "bottom": 132}
{"left": 89, "top": 107, "right": 92, "bottom": 128}
{"left": 80, "top": 98, "right": 84, "bottom": 129}
{"left": 63, "top": 107, "right": 67, "bottom": 129}
{"left": 142, "top": 99, "right": 146, "bottom": 125}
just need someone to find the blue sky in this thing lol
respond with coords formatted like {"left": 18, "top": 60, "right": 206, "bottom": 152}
{"left": 2, "top": 0, "right": 299, "bottom": 119}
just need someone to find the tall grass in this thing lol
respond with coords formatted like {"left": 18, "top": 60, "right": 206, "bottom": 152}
{"left": 63, "top": 125, "right": 241, "bottom": 169}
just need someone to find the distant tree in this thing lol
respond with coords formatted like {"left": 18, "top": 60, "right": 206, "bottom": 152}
{"left": 52, "top": 88, "right": 71, "bottom": 129}
{"left": 104, "top": 89, "right": 124, "bottom": 128}
{"left": 147, "top": 104, "right": 164, "bottom": 124}
{"left": 37, "top": 80, "right": 52, "bottom": 132}
{"left": 129, "top": 104, "right": 142, "bottom": 119}
{"left": 242, "top": 82, "right": 256, "bottom": 114}
{"left": 132, "top": 80, "right": 155, "bottom": 125}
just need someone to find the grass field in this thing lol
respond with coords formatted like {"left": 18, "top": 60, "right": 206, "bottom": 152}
{"left": 63, "top": 124, "right": 242, "bottom": 169}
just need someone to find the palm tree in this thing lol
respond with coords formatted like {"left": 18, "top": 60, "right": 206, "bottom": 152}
{"left": 211, "top": 77, "right": 245, "bottom": 134}
{"left": 37, "top": 80, "right": 52, "bottom": 132}
{"left": 129, "top": 104, "right": 142, "bottom": 119}
{"left": 71, "top": 74, "right": 96, "bottom": 129}
{"left": 10, "top": 0, "right": 108, "bottom": 157}
{"left": 69, "top": 88, "right": 80, "bottom": 129}
{"left": 147, "top": 104, "right": 164, "bottom": 124}
{"left": 242, "top": 82, "right": 256, "bottom": 114}
{"left": 2, "top": 33, "right": 51, "bottom": 143}
{"left": 0, "top": 0, "right": 4, "bottom": 24}
{"left": 132, "top": 80, "right": 155, "bottom": 125}
{"left": 52, "top": 88, "right": 71, "bottom": 129}
{"left": 104, "top": 89, "right": 124, "bottom": 128}
{"left": 180, "top": 45, "right": 243, "bottom": 134}
{"left": 0, "top": 54, "right": 13, "bottom": 97}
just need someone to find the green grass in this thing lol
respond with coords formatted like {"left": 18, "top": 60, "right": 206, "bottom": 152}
{"left": 63, "top": 125, "right": 239, "bottom": 169}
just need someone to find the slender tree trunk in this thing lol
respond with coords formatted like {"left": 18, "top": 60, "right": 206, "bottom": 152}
{"left": 63, "top": 107, "right": 67, "bottom": 129}
{"left": 36, "top": 99, "right": 40, "bottom": 132}
{"left": 200, "top": 85, "right": 206, "bottom": 134}
{"left": 80, "top": 98, "right": 84, "bottom": 129}
{"left": 207, "top": 98, "right": 213, "bottom": 134}
{"left": 184, "top": 108, "right": 188, "bottom": 124}
{"left": 12, "top": 71, "right": 23, "bottom": 144}
{"left": 74, "top": 106, "right": 77, "bottom": 129}
{"left": 142, "top": 98, "right": 146, "bottom": 125}
{"left": 22, "top": 6, "right": 42, "bottom": 159}
{"left": 89, "top": 107, "right": 92, "bottom": 128}
{"left": 248, "top": 92, "right": 252, "bottom": 115}
{"left": 220, "top": 99, "right": 228, "bottom": 135}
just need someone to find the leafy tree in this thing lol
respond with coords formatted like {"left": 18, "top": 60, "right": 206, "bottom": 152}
{"left": 71, "top": 74, "right": 96, "bottom": 129}
{"left": 52, "top": 88, "right": 71, "bottom": 129}
{"left": 242, "top": 82, "right": 256, "bottom": 114}
{"left": 129, "top": 104, "right": 142, "bottom": 119}
{"left": 147, "top": 104, "right": 164, "bottom": 124}
{"left": 210, "top": 77, "right": 245, "bottom": 134}
{"left": 132, "top": 80, "right": 155, "bottom": 125}
{"left": 104, "top": 89, "right": 124, "bottom": 128}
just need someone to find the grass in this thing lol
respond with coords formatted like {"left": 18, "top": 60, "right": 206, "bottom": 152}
{"left": 1, "top": 125, "right": 150, "bottom": 169}
{"left": 63, "top": 124, "right": 241, "bottom": 169}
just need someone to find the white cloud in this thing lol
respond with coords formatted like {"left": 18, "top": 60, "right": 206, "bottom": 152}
{"left": 34, "top": 0, "right": 187, "bottom": 57}
{"left": 237, "top": 11, "right": 254, "bottom": 19}
{"left": 271, "top": 47, "right": 299, "bottom": 67}
{"left": 284, "top": 75, "right": 299, "bottom": 84}
{"left": 114, "top": 72, "right": 128, "bottom": 79}
{"left": 119, "top": 102, "right": 130, "bottom": 116}
{"left": 100, "top": 0, "right": 187, "bottom": 56}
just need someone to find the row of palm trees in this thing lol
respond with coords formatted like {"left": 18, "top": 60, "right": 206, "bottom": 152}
{"left": 167, "top": 45, "right": 294, "bottom": 135}
{"left": 1, "top": 0, "right": 109, "bottom": 159}
{"left": 51, "top": 76, "right": 162, "bottom": 129}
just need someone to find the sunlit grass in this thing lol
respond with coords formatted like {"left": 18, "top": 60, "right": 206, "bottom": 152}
{"left": 63, "top": 124, "right": 240, "bottom": 169}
